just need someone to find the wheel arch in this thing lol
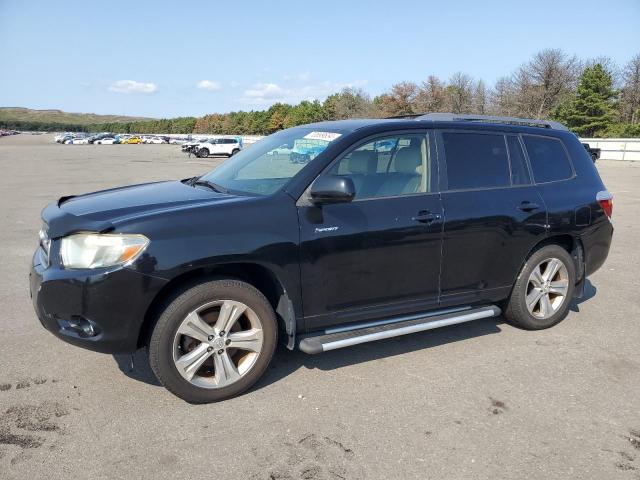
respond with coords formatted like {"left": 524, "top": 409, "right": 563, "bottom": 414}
{"left": 137, "top": 262, "right": 297, "bottom": 350}
{"left": 511, "top": 233, "right": 585, "bottom": 295}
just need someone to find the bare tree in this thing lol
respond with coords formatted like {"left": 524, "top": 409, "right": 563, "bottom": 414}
{"left": 472, "top": 80, "right": 488, "bottom": 114}
{"left": 415, "top": 75, "right": 450, "bottom": 113}
{"left": 512, "top": 49, "right": 580, "bottom": 118}
{"left": 489, "top": 76, "right": 517, "bottom": 116}
{"left": 621, "top": 54, "right": 640, "bottom": 124}
{"left": 447, "top": 72, "right": 474, "bottom": 113}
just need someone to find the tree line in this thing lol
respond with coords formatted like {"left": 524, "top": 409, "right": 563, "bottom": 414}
{"left": 0, "top": 117, "right": 198, "bottom": 135}
{"left": 2, "top": 49, "right": 639, "bottom": 137}
{"left": 196, "top": 49, "right": 640, "bottom": 137}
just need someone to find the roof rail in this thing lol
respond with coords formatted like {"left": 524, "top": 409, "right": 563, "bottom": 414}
{"left": 384, "top": 113, "right": 424, "bottom": 119}
{"left": 415, "top": 113, "right": 569, "bottom": 131}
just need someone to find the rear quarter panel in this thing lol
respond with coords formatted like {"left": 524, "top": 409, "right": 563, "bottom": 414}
{"left": 537, "top": 133, "right": 613, "bottom": 276}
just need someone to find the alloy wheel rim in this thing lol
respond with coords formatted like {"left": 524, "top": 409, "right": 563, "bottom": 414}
{"left": 172, "top": 300, "right": 264, "bottom": 389}
{"left": 526, "top": 257, "right": 569, "bottom": 320}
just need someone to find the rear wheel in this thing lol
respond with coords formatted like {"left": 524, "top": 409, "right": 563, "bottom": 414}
{"left": 230, "top": 148, "right": 240, "bottom": 156}
{"left": 504, "top": 245, "right": 575, "bottom": 330}
{"left": 148, "top": 279, "right": 277, "bottom": 403}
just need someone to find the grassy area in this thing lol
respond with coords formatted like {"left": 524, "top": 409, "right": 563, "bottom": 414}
{"left": 0, "top": 107, "right": 153, "bottom": 126}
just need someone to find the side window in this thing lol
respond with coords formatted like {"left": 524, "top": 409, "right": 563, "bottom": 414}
{"left": 507, "top": 135, "right": 531, "bottom": 185}
{"left": 328, "top": 134, "right": 430, "bottom": 200}
{"left": 522, "top": 135, "right": 573, "bottom": 183}
{"left": 442, "top": 132, "right": 510, "bottom": 190}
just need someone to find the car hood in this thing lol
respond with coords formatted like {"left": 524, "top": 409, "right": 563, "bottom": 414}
{"left": 42, "top": 180, "right": 240, "bottom": 238}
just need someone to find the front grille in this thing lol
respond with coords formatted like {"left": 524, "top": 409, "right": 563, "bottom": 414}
{"left": 38, "top": 228, "right": 51, "bottom": 268}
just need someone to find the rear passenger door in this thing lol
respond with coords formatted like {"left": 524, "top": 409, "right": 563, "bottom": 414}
{"left": 521, "top": 134, "right": 577, "bottom": 232}
{"left": 436, "top": 130, "right": 548, "bottom": 306}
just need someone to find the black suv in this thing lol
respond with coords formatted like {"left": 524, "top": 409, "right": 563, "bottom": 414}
{"left": 30, "top": 114, "right": 614, "bottom": 403}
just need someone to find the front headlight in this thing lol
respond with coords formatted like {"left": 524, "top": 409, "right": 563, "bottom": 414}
{"left": 60, "top": 233, "right": 150, "bottom": 269}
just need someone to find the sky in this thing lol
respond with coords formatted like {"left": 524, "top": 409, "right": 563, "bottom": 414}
{"left": 1, "top": 0, "right": 639, "bottom": 118}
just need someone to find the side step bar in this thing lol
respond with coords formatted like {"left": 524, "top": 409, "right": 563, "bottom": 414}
{"left": 298, "top": 305, "right": 501, "bottom": 354}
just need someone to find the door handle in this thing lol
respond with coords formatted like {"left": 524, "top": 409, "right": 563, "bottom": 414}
{"left": 518, "top": 201, "right": 540, "bottom": 212}
{"left": 412, "top": 211, "right": 441, "bottom": 223}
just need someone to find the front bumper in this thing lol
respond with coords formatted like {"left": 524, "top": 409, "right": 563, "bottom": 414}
{"left": 30, "top": 250, "right": 168, "bottom": 354}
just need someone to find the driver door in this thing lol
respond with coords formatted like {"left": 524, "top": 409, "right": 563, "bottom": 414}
{"left": 297, "top": 131, "right": 444, "bottom": 330}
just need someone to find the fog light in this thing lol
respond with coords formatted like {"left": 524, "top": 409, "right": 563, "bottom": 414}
{"left": 58, "top": 316, "right": 100, "bottom": 338}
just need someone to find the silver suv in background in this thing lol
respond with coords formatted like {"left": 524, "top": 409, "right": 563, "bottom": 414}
{"left": 195, "top": 137, "right": 243, "bottom": 158}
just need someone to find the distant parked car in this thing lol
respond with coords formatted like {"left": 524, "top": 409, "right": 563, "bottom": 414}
{"left": 182, "top": 138, "right": 209, "bottom": 156}
{"left": 64, "top": 133, "right": 88, "bottom": 144}
{"left": 196, "top": 137, "right": 243, "bottom": 158}
{"left": 582, "top": 143, "right": 601, "bottom": 162}
{"left": 87, "top": 133, "right": 113, "bottom": 144}
{"left": 95, "top": 137, "right": 116, "bottom": 145}
{"left": 124, "top": 136, "right": 143, "bottom": 144}
{"left": 71, "top": 137, "right": 90, "bottom": 145}
{"left": 55, "top": 132, "right": 74, "bottom": 143}
{"left": 147, "top": 136, "right": 168, "bottom": 144}
{"left": 169, "top": 137, "right": 188, "bottom": 145}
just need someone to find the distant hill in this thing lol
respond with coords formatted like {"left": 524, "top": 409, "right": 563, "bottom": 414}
{"left": 0, "top": 107, "right": 154, "bottom": 126}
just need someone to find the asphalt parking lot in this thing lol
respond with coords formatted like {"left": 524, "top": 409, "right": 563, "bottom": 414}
{"left": 0, "top": 133, "right": 639, "bottom": 480}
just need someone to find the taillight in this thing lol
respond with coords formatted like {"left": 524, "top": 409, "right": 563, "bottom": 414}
{"left": 596, "top": 190, "right": 613, "bottom": 218}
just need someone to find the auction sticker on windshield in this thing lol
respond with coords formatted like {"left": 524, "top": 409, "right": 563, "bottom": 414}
{"left": 303, "top": 131, "right": 342, "bottom": 142}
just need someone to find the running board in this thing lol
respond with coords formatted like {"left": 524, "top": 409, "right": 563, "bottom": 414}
{"left": 298, "top": 305, "right": 501, "bottom": 354}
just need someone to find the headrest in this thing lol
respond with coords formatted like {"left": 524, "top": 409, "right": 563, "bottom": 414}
{"left": 348, "top": 150, "right": 376, "bottom": 174}
{"left": 394, "top": 148, "right": 422, "bottom": 174}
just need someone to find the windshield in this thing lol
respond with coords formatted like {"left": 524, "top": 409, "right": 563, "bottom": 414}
{"left": 198, "top": 128, "right": 342, "bottom": 196}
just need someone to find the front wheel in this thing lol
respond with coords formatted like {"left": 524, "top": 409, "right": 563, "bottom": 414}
{"left": 197, "top": 148, "right": 209, "bottom": 158}
{"left": 148, "top": 279, "right": 277, "bottom": 403}
{"left": 230, "top": 148, "right": 240, "bottom": 156}
{"left": 504, "top": 245, "right": 575, "bottom": 330}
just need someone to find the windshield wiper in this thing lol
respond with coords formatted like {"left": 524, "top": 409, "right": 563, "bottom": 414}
{"left": 192, "top": 179, "right": 228, "bottom": 194}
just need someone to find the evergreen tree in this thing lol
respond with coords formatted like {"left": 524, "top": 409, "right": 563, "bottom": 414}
{"left": 555, "top": 64, "right": 617, "bottom": 137}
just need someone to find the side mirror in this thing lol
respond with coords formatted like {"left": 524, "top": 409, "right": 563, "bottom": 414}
{"left": 309, "top": 175, "right": 355, "bottom": 204}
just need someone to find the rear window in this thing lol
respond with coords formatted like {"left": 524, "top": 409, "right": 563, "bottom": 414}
{"left": 442, "top": 132, "right": 510, "bottom": 190}
{"left": 523, "top": 135, "right": 573, "bottom": 183}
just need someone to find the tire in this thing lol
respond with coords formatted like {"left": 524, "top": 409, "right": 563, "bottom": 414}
{"left": 148, "top": 279, "right": 277, "bottom": 403}
{"left": 197, "top": 148, "right": 209, "bottom": 158}
{"left": 230, "top": 148, "right": 240, "bottom": 157}
{"left": 504, "top": 245, "right": 575, "bottom": 330}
